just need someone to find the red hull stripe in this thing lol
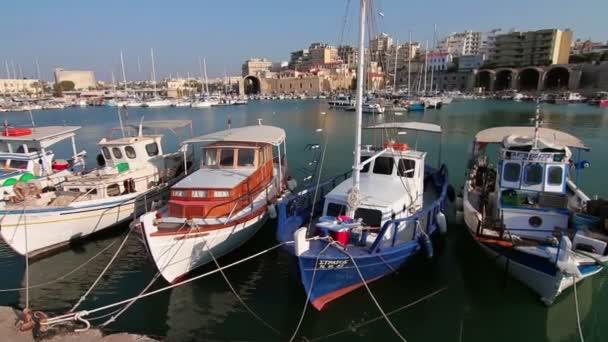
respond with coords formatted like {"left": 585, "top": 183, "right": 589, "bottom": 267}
{"left": 311, "top": 275, "right": 384, "bottom": 311}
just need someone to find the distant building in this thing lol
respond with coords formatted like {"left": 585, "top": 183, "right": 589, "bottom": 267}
{"left": 438, "top": 30, "right": 484, "bottom": 57}
{"left": 0, "top": 78, "right": 41, "bottom": 95}
{"left": 432, "top": 71, "right": 474, "bottom": 92}
{"left": 54, "top": 68, "right": 96, "bottom": 90}
{"left": 426, "top": 52, "right": 453, "bottom": 71}
{"left": 369, "top": 33, "right": 393, "bottom": 63}
{"left": 270, "top": 61, "right": 288, "bottom": 72}
{"left": 488, "top": 28, "right": 573, "bottom": 67}
{"left": 242, "top": 58, "right": 273, "bottom": 77}
{"left": 385, "top": 42, "right": 421, "bottom": 75}
{"left": 458, "top": 54, "right": 487, "bottom": 71}
{"left": 289, "top": 49, "right": 309, "bottom": 71}
{"left": 571, "top": 39, "right": 608, "bottom": 55}
{"left": 338, "top": 45, "right": 358, "bottom": 69}
{"left": 166, "top": 78, "right": 197, "bottom": 98}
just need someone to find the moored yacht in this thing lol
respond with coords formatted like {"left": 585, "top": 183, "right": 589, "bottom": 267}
{"left": 137, "top": 124, "right": 293, "bottom": 283}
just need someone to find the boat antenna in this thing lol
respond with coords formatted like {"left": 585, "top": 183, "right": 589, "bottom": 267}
{"left": 28, "top": 109, "right": 36, "bottom": 130}
{"left": 138, "top": 116, "right": 144, "bottom": 137}
{"left": 533, "top": 101, "right": 542, "bottom": 150}
{"left": 117, "top": 107, "right": 125, "bottom": 138}
{"left": 347, "top": 0, "right": 367, "bottom": 217}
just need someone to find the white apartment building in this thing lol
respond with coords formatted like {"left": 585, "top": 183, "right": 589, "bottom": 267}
{"left": 437, "top": 30, "right": 483, "bottom": 57}
{"left": 427, "top": 53, "right": 453, "bottom": 71}
{"left": 54, "top": 68, "right": 96, "bottom": 90}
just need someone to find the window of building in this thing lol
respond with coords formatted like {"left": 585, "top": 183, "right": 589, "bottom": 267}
{"left": 547, "top": 166, "right": 563, "bottom": 185}
{"left": 504, "top": 162, "right": 521, "bottom": 182}
{"left": 145, "top": 142, "right": 159, "bottom": 156}
{"left": 397, "top": 159, "right": 416, "bottom": 178}
{"left": 524, "top": 163, "right": 543, "bottom": 185}
{"left": 373, "top": 157, "right": 394, "bottom": 175}
{"left": 220, "top": 149, "right": 234, "bottom": 167}
{"left": 237, "top": 149, "right": 255, "bottom": 167}
{"left": 107, "top": 183, "right": 121, "bottom": 197}
{"left": 102, "top": 147, "right": 111, "bottom": 160}
{"left": 125, "top": 146, "right": 136, "bottom": 159}
{"left": 112, "top": 147, "right": 123, "bottom": 159}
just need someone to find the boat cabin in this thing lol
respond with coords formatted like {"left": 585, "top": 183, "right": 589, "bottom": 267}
{"left": 167, "top": 125, "right": 287, "bottom": 220}
{"left": 98, "top": 135, "right": 164, "bottom": 172}
{"left": 0, "top": 126, "right": 83, "bottom": 186}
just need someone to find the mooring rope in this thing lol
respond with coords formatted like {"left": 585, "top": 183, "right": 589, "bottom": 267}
{"left": 42, "top": 241, "right": 292, "bottom": 327}
{"left": 572, "top": 274, "right": 585, "bottom": 342}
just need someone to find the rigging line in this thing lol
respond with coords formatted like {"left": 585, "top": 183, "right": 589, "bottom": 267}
{"left": 336, "top": 0, "right": 352, "bottom": 48}
{"left": 204, "top": 238, "right": 281, "bottom": 336}
{"left": 0, "top": 234, "right": 123, "bottom": 293}
{"left": 572, "top": 274, "right": 585, "bottom": 342}
{"left": 288, "top": 241, "right": 334, "bottom": 342}
{"left": 309, "top": 286, "right": 447, "bottom": 341}
{"left": 306, "top": 115, "right": 329, "bottom": 233}
{"left": 336, "top": 246, "right": 408, "bottom": 341}
{"left": 69, "top": 226, "right": 134, "bottom": 312}
{"left": 42, "top": 242, "right": 291, "bottom": 326}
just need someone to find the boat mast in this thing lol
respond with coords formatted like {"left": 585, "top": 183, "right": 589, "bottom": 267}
{"left": 120, "top": 51, "right": 128, "bottom": 95}
{"left": 423, "top": 40, "right": 428, "bottom": 94}
{"left": 203, "top": 58, "right": 209, "bottom": 94}
{"left": 150, "top": 48, "right": 157, "bottom": 97}
{"left": 348, "top": 0, "right": 367, "bottom": 217}
{"left": 407, "top": 31, "right": 411, "bottom": 97}
{"left": 430, "top": 24, "right": 436, "bottom": 95}
{"left": 392, "top": 39, "right": 399, "bottom": 92}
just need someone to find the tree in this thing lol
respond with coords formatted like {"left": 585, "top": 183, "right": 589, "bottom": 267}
{"left": 53, "top": 83, "right": 63, "bottom": 97}
{"left": 59, "top": 80, "right": 76, "bottom": 91}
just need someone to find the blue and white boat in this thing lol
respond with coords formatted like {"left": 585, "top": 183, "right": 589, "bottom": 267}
{"left": 275, "top": 0, "right": 449, "bottom": 310}
{"left": 460, "top": 106, "right": 608, "bottom": 305}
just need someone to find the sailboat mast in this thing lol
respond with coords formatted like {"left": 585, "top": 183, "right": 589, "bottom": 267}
{"left": 150, "top": 48, "right": 157, "bottom": 95}
{"left": 120, "top": 51, "right": 128, "bottom": 94}
{"left": 430, "top": 24, "right": 436, "bottom": 94}
{"left": 423, "top": 40, "right": 428, "bottom": 93}
{"left": 407, "top": 32, "right": 411, "bottom": 97}
{"left": 349, "top": 0, "right": 367, "bottom": 216}
{"left": 392, "top": 39, "right": 399, "bottom": 91}
{"left": 203, "top": 58, "right": 209, "bottom": 94}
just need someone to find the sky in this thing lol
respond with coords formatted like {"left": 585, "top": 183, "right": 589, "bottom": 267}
{"left": 2, "top": 0, "right": 606, "bottom": 81}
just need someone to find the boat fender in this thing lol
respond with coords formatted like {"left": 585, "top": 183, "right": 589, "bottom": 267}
{"left": 267, "top": 202, "right": 277, "bottom": 219}
{"left": 287, "top": 176, "right": 297, "bottom": 192}
{"left": 455, "top": 210, "right": 464, "bottom": 224}
{"left": 294, "top": 227, "right": 310, "bottom": 256}
{"left": 447, "top": 184, "right": 456, "bottom": 202}
{"left": 419, "top": 233, "right": 434, "bottom": 259}
{"left": 436, "top": 211, "right": 448, "bottom": 234}
{"left": 556, "top": 236, "right": 581, "bottom": 277}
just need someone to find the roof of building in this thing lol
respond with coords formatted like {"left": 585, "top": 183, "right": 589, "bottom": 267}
{"left": 182, "top": 125, "right": 286, "bottom": 146}
{"left": 474, "top": 126, "right": 588, "bottom": 150}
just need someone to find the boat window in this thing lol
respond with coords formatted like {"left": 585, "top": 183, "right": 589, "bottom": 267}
{"left": 112, "top": 147, "right": 123, "bottom": 159}
{"left": 547, "top": 166, "right": 563, "bottom": 185}
{"left": 355, "top": 208, "right": 383, "bottom": 227}
{"left": 172, "top": 190, "right": 186, "bottom": 197}
{"left": 204, "top": 149, "right": 217, "bottom": 166}
{"left": 0, "top": 142, "right": 8, "bottom": 153}
{"left": 397, "top": 159, "right": 416, "bottom": 178}
{"left": 326, "top": 202, "right": 347, "bottom": 217}
{"left": 145, "top": 142, "right": 159, "bottom": 156}
{"left": 373, "top": 157, "right": 394, "bottom": 175}
{"left": 125, "top": 146, "right": 136, "bottom": 159}
{"left": 85, "top": 188, "right": 98, "bottom": 195}
{"left": 10, "top": 160, "right": 28, "bottom": 170}
{"left": 220, "top": 149, "right": 234, "bottom": 167}
{"left": 16, "top": 145, "right": 27, "bottom": 153}
{"left": 214, "top": 190, "right": 230, "bottom": 197}
{"left": 524, "top": 163, "right": 543, "bottom": 185}
{"left": 102, "top": 147, "right": 111, "bottom": 160}
{"left": 107, "top": 183, "right": 120, "bottom": 197}
{"left": 237, "top": 149, "right": 255, "bottom": 167}
{"left": 360, "top": 156, "right": 371, "bottom": 172}
{"left": 192, "top": 190, "right": 208, "bottom": 198}
{"left": 503, "top": 162, "right": 521, "bottom": 182}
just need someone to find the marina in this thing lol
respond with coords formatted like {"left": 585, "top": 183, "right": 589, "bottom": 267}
{"left": 0, "top": 98, "right": 606, "bottom": 341}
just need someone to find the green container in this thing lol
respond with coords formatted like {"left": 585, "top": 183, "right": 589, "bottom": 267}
{"left": 19, "top": 173, "right": 36, "bottom": 182}
{"left": 117, "top": 162, "right": 130, "bottom": 173}
{"left": 3, "top": 178, "right": 17, "bottom": 186}
{"left": 502, "top": 192, "right": 520, "bottom": 206}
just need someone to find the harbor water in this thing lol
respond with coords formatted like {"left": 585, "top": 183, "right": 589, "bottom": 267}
{"left": 0, "top": 100, "right": 607, "bottom": 341}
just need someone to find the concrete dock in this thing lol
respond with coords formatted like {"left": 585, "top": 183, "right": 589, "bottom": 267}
{"left": 0, "top": 307, "right": 156, "bottom": 341}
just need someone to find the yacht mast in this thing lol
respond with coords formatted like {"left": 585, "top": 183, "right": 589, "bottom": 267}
{"left": 150, "top": 48, "right": 157, "bottom": 96}
{"left": 392, "top": 39, "right": 399, "bottom": 92}
{"left": 423, "top": 40, "right": 428, "bottom": 93}
{"left": 348, "top": 0, "right": 367, "bottom": 217}
{"left": 120, "top": 51, "right": 128, "bottom": 95}
{"left": 430, "top": 24, "right": 436, "bottom": 94}
{"left": 203, "top": 58, "right": 209, "bottom": 94}
{"left": 407, "top": 31, "right": 411, "bottom": 97}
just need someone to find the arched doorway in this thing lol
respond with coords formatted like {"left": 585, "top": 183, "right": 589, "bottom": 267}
{"left": 544, "top": 67, "right": 570, "bottom": 90}
{"left": 243, "top": 75, "right": 261, "bottom": 95}
{"left": 476, "top": 70, "right": 493, "bottom": 91}
{"left": 518, "top": 68, "right": 541, "bottom": 91}
{"left": 495, "top": 69, "right": 514, "bottom": 91}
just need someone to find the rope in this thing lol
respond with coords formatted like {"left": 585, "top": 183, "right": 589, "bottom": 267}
{"left": 306, "top": 113, "right": 329, "bottom": 233}
{"left": 69, "top": 227, "right": 133, "bottom": 312}
{"left": 336, "top": 246, "right": 408, "bottom": 341}
{"left": 0, "top": 234, "right": 123, "bottom": 292}
{"left": 42, "top": 241, "right": 291, "bottom": 326}
{"left": 205, "top": 239, "right": 281, "bottom": 336}
{"left": 23, "top": 203, "right": 30, "bottom": 310}
{"left": 288, "top": 241, "right": 333, "bottom": 342}
{"left": 572, "top": 274, "right": 585, "bottom": 342}
{"left": 309, "top": 286, "right": 447, "bottom": 341}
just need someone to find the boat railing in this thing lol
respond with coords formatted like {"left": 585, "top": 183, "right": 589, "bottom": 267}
{"left": 369, "top": 165, "right": 449, "bottom": 253}
{"left": 197, "top": 179, "right": 274, "bottom": 221}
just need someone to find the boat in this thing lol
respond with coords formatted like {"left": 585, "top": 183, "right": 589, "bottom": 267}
{"left": 459, "top": 106, "right": 608, "bottom": 305}
{"left": 420, "top": 97, "right": 442, "bottom": 109}
{"left": 171, "top": 99, "right": 192, "bottom": 107}
{"left": 407, "top": 101, "right": 425, "bottom": 111}
{"left": 275, "top": 0, "right": 450, "bottom": 310}
{"left": 212, "top": 98, "right": 236, "bottom": 106}
{"left": 191, "top": 98, "right": 215, "bottom": 108}
{"left": 137, "top": 124, "right": 293, "bottom": 283}
{"left": 588, "top": 92, "right": 608, "bottom": 107}
{"left": 440, "top": 96, "right": 453, "bottom": 105}
{"left": 0, "top": 125, "right": 86, "bottom": 198}
{"left": 0, "top": 120, "right": 194, "bottom": 259}
{"left": 143, "top": 97, "right": 172, "bottom": 107}
{"left": 328, "top": 95, "right": 354, "bottom": 109}
{"left": 346, "top": 102, "right": 385, "bottom": 114}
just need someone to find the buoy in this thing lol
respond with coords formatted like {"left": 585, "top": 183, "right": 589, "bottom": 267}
{"left": 436, "top": 211, "right": 447, "bottom": 235}
{"left": 294, "top": 227, "right": 310, "bottom": 256}
{"left": 2, "top": 127, "right": 32, "bottom": 137}
{"left": 455, "top": 210, "right": 464, "bottom": 224}
{"left": 455, "top": 196, "right": 463, "bottom": 211}
{"left": 267, "top": 203, "right": 277, "bottom": 219}
{"left": 420, "top": 233, "right": 434, "bottom": 259}
{"left": 287, "top": 177, "right": 297, "bottom": 192}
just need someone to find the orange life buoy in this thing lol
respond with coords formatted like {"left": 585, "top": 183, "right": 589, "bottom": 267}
{"left": 2, "top": 128, "right": 32, "bottom": 137}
